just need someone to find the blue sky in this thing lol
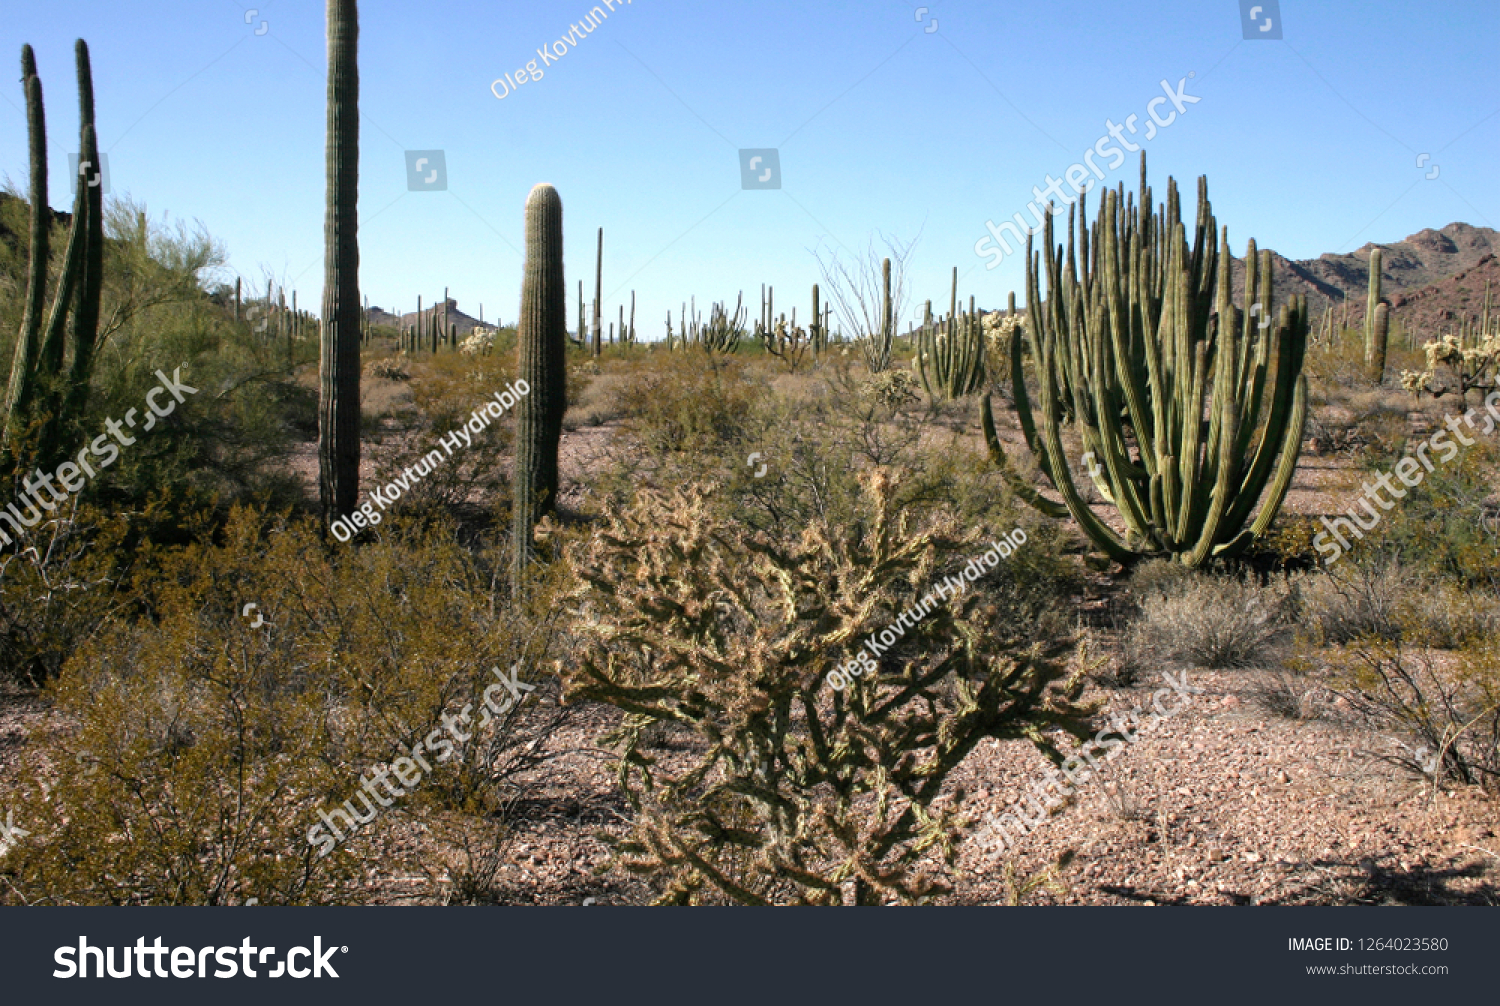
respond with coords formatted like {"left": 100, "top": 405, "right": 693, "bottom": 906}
{"left": 3, "top": 0, "right": 1496, "bottom": 338}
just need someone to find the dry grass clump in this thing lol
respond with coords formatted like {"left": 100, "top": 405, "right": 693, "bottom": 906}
{"left": 1122, "top": 569, "right": 1292, "bottom": 670}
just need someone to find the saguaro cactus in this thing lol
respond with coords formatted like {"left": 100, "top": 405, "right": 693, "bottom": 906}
{"left": 1364, "top": 248, "right": 1387, "bottom": 382}
{"left": 513, "top": 183, "right": 568, "bottom": 578}
{"left": 986, "top": 153, "right": 1309, "bottom": 567}
{"left": 861, "top": 258, "right": 894, "bottom": 373}
{"left": 318, "top": 0, "right": 362, "bottom": 527}
{"left": 592, "top": 227, "right": 603, "bottom": 357}
{"left": 3, "top": 40, "right": 107, "bottom": 466}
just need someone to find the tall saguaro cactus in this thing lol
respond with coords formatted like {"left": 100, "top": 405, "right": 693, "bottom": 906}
{"left": 318, "top": 0, "right": 362, "bottom": 527}
{"left": 514, "top": 184, "right": 568, "bottom": 578}
{"left": 986, "top": 153, "right": 1309, "bottom": 567}
{"left": 3, "top": 40, "right": 107, "bottom": 468}
{"left": 1364, "top": 248, "right": 1387, "bottom": 382}
{"left": 861, "top": 258, "right": 894, "bottom": 373}
{"left": 592, "top": 227, "right": 603, "bottom": 358}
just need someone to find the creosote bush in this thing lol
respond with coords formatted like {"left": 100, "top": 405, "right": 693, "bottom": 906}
{"left": 0, "top": 506, "right": 567, "bottom": 905}
{"left": 1290, "top": 633, "right": 1500, "bottom": 789}
{"left": 614, "top": 352, "right": 764, "bottom": 455}
{"left": 562, "top": 472, "right": 1095, "bottom": 905}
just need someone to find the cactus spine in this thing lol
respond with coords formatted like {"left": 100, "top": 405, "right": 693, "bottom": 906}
{"left": 513, "top": 183, "right": 567, "bottom": 579}
{"left": 986, "top": 153, "right": 1309, "bottom": 567}
{"left": 1364, "top": 248, "right": 1387, "bottom": 382}
{"left": 318, "top": 0, "right": 362, "bottom": 527}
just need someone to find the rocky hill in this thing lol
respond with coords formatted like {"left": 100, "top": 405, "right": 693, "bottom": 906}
{"left": 1229, "top": 223, "right": 1499, "bottom": 335}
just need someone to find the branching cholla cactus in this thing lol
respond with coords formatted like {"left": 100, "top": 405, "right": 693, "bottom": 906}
{"left": 563, "top": 474, "right": 1094, "bottom": 905}
{"left": 458, "top": 327, "right": 497, "bottom": 356}
{"left": 755, "top": 313, "right": 808, "bottom": 372}
{"left": 1408, "top": 284, "right": 1500, "bottom": 403}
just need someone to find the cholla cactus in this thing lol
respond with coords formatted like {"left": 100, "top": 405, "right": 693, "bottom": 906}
{"left": 1399, "top": 369, "right": 1434, "bottom": 398}
{"left": 755, "top": 313, "right": 808, "bottom": 371}
{"left": 563, "top": 475, "right": 1094, "bottom": 905}
{"left": 865, "top": 368, "right": 920, "bottom": 411}
{"left": 1418, "top": 293, "right": 1500, "bottom": 403}
{"left": 459, "top": 326, "right": 498, "bottom": 356}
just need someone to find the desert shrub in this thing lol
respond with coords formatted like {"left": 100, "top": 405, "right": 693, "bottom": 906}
{"left": 1124, "top": 573, "right": 1291, "bottom": 669}
{"left": 1294, "top": 634, "right": 1500, "bottom": 789}
{"left": 363, "top": 353, "right": 526, "bottom": 517}
{"left": 562, "top": 472, "right": 1095, "bottom": 905}
{"left": 1350, "top": 437, "right": 1500, "bottom": 589}
{"left": 1251, "top": 667, "right": 1324, "bottom": 720}
{"left": 1288, "top": 561, "right": 1500, "bottom": 649}
{"left": 0, "top": 507, "right": 568, "bottom": 905}
{"left": 615, "top": 353, "right": 765, "bottom": 455}
{"left": 0, "top": 505, "right": 140, "bottom": 687}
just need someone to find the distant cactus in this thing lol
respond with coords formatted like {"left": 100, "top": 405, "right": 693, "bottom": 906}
{"left": 1364, "top": 248, "right": 1386, "bottom": 382}
{"left": 1369, "top": 302, "right": 1389, "bottom": 384}
{"left": 592, "top": 227, "right": 603, "bottom": 357}
{"left": 318, "top": 0, "right": 362, "bottom": 529}
{"left": 513, "top": 183, "right": 568, "bottom": 578}
{"left": 700, "top": 295, "right": 746, "bottom": 354}
{"left": 914, "top": 268, "right": 984, "bottom": 400}
{"left": 860, "top": 258, "right": 895, "bottom": 373}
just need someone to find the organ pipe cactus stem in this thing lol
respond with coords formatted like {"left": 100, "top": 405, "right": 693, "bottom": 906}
{"left": 5, "top": 39, "right": 108, "bottom": 465}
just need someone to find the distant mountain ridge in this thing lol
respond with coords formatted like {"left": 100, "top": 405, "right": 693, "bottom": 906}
{"left": 1230, "top": 222, "right": 1498, "bottom": 334}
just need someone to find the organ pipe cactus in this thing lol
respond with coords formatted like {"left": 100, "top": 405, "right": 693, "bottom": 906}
{"left": 700, "top": 295, "right": 746, "bottom": 354}
{"left": 318, "top": 0, "right": 362, "bottom": 527}
{"left": 513, "top": 183, "right": 567, "bottom": 578}
{"left": 984, "top": 153, "right": 1310, "bottom": 567}
{"left": 3, "top": 40, "right": 107, "bottom": 468}
{"left": 914, "top": 269, "right": 985, "bottom": 400}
